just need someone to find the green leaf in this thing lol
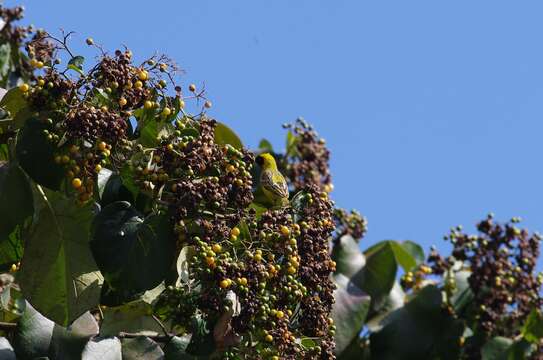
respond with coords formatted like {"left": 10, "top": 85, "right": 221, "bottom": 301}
{"left": 97, "top": 171, "right": 134, "bottom": 207}
{"left": 90, "top": 201, "right": 175, "bottom": 304}
{"left": 164, "top": 335, "right": 194, "bottom": 359}
{"left": 0, "top": 337, "right": 16, "bottom": 360}
{"left": 81, "top": 337, "right": 122, "bottom": 360}
{"left": 258, "top": 139, "right": 273, "bottom": 153}
{"left": 0, "top": 162, "right": 33, "bottom": 241}
{"left": 365, "top": 281, "right": 405, "bottom": 332}
{"left": 331, "top": 274, "right": 371, "bottom": 355}
{"left": 100, "top": 300, "right": 164, "bottom": 337}
{"left": 16, "top": 118, "right": 64, "bottom": 190}
{"left": 332, "top": 235, "right": 366, "bottom": 279}
{"left": 356, "top": 242, "right": 398, "bottom": 308}
{"left": 67, "top": 56, "right": 85, "bottom": 75}
{"left": 121, "top": 337, "right": 164, "bottom": 360}
{"left": 400, "top": 241, "right": 424, "bottom": 266}
{"left": 12, "top": 302, "right": 54, "bottom": 359}
{"left": 31, "top": 311, "right": 99, "bottom": 360}
{"left": 186, "top": 315, "right": 215, "bottom": 357}
{"left": 214, "top": 122, "right": 243, "bottom": 149}
{"left": 285, "top": 130, "right": 299, "bottom": 157}
{"left": 18, "top": 190, "right": 103, "bottom": 326}
{"left": 0, "top": 86, "right": 24, "bottom": 112}
{"left": 364, "top": 240, "right": 417, "bottom": 273}
{"left": 370, "top": 286, "right": 464, "bottom": 360}
{"left": 482, "top": 337, "right": 513, "bottom": 360}
{"left": 522, "top": 309, "right": 543, "bottom": 343}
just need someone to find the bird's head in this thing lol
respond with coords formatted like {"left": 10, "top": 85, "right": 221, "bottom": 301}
{"left": 256, "top": 153, "right": 278, "bottom": 169}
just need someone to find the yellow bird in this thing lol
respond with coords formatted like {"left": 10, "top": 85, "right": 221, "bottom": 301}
{"left": 256, "top": 153, "right": 289, "bottom": 206}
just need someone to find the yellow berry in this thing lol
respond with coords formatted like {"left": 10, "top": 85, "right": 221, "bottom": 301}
{"left": 254, "top": 254, "right": 262, "bottom": 262}
{"left": 138, "top": 70, "right": 148, "bottom": 81}
{"left": 287, "top": 266, "right": 296, "bottom": 274}
{"left": 178, "top": 99, "right": 185, "bottom": 109}
{"left": 239, "top": 277, "right": 248, "bottom": 286}
{"left": 212, "top": 244, "right": 222, "bottom": 253}
{"left": 54, "top": 156, "right": 62, "bottom": 164}
{"left": 61, "top": 155, "right": 70, "bottom": 164}
{"left": 19, "top": 83, "right": 29, "bottom": 92}
{"left": 189, "top": 83, "right": 196, "bottom": 92}
{"left": 10, "top": 264, "right": 17, "bottom": 272}
{"left": 275, "top": 310, "right": 284, "bottom": 319}
{"left": 219, "top": 279, "right": 231, "bottom": 289}
{"left": 280, "top": 226, "right": 290, "bottom": 236}
{"left": 206, "top": 257, "right": 215, "bottom": 266}
{"left": 144, "top": 100, "right": 153, "bottom": 109}
{"left": 72, "top": 178, "right": 82, "bottom": 189}
{"left": 37, "top": 79, "right": 45, "bottom": 86}
{"left": 36, "top": 61, "right": 44, "bottom": 69}
{"left": 95, "top": 164, "right": 102, "bottom": 172}
{"left": 86, "top": 37, "right": 94, "bottom": 46}
{"left": 166, "top": 143, "right": 174, "bottom": 151}
{"left": 134, "top": 80, "right": 143, "bottom": 89}
{"left": 30, "top": 59, "right": 38, "bottom": 68}
{"left": 119, "top": 97, "right": 127, "bottom": 106}
{"left": 159, "top": 63, "right": 168, "bottom": 71}
{"left": 162, "top": 107, "right": 171, "bottom": 116}
{"left": 226, "top": 164, "right": 236, "bottom": 173}
{"left": 98, "top": 141, "right": 107, "bottom": 151}
{"left": 231, "top": 227, "right": 241, "bottom": 237}
{"left": 265, "top": 334, "right": 273, "bottom": 342}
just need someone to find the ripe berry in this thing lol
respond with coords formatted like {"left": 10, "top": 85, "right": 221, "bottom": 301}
{"left": 162, "top": 107, "right": 171, "bottom": 116}
{"left": 72, "top": 178, "right": 82, "bottom": 189}
{"left": 119, "top": 97, "right": 127, "bottom": 106}
{"left": 138, "top": 70, "right": 148, "bottom": 81}
{"left": 219, "top": 279, "right": 231, "bottom": 289}
{"left": 231, "top": 227, "right": 241, "bottom": 237}
{"left": 19, "top": 83, "right": 29, "bottom": 92}
{"left": 188, "top": 84, "right": 196, "bottom": 92}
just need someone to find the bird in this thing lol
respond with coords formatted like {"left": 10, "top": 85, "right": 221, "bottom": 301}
{"left": 256, "top": 153, "right": 289, "bottom": 207}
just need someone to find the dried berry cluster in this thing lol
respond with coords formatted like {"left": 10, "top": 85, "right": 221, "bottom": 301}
{"left": 283, "top": 119, "right": 332, "bottom": 193}
{"left": 428, "top": 215, "right": 543, "bottom": 358}
{"left": 0, "top": 5, "right": 29, "bottom": 45}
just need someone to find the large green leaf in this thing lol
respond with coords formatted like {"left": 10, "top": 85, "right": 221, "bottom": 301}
{"left": 90, "top": 201, "right": 175, "bottom": 304}
{"left": 400, "top": 240, "right": 424, "bottom": 266}
{"left": 214, "top": 122, "right": 243, "bottom": 149}
{"left": 0, "top": 162, "right": 33, "bottom": 242}
{"left": 332, "top": 235, "right": 366, "bottom": 278}
{"left": 370, "top": 286, "right": 464, "bottom": 360}
{"left": 100, "top": 300, "right": 164, "bottom": 337}
{"left": 522, "top": 309, "right": 543, "bottom": 343}
{"left": 16, "top": 118, "right": 64, "bottom": 190}
{"left": 356, "top": 242, "right": 399, "bottom": 308}
{"left": 12, "top": 303, "right": 54, "bottom": 359}
{"left": 82, "top": 337, "right": 122, "bottom": 360}
{"left": 18, "top": 190, "right": 103, "bottom": 326}
{"left": 331, "top": 274, "right": 371, "bottom": 355}
{"left": 0, "top": 337, "right": 16, "bottom": 360}
{"left": 480, "top": 337, "right": 533, "bottom": 360}
{"left": 164, "top": 335, "right": 194, "bottom": 359}
{"left": 121, "top": 337, "right": 164, "bottom": 360}
{"left": 364, "top": 240, "right": 417, "bottom": 273}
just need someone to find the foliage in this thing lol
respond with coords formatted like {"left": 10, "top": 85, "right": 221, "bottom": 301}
{"left": 0, "top": 4, "right": 541, "bottom": 360}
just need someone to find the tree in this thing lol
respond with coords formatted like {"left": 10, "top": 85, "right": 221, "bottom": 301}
{"left": 0, "top": 5, "right": 541, "bottom": 359}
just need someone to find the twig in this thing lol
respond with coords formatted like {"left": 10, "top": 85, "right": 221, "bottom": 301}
{"left": 117, "top": 332, "right": 174, "bottom": 342}
{"left": 0, "top": 321, "right": 17, "bottom": 329}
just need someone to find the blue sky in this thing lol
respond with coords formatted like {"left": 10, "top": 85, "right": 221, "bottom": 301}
{"left": 14, "top": 1, "right": 543, "bottom": 258}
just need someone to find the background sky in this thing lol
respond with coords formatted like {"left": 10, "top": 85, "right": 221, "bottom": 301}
{"left": 12, "top": 1, "right": 543, "bottom": 259}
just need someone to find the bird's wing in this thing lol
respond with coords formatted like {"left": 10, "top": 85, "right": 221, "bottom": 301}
{"left": 261, "top": 170, "right": 289, "bottom": 199}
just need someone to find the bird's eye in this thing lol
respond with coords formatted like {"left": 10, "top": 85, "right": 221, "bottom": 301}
{"left": 256, "top": 156, "right": 264, "bottom": 166}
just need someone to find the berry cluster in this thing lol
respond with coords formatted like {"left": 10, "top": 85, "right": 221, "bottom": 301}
{"left": 283, "top": 119, "right": 332, "bottom": 193}
{"left": 147, "top": 119, "right": 337, "bottom": 358}
{"left": 333, "top": 208, "right": 368, "bottom": 242}
{"left": 428, "top": 216, "right": 543, "bottom": 358}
